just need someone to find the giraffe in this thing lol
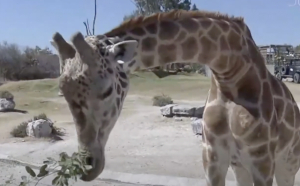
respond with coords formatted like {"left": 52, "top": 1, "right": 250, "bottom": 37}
{"left": 51, "top": 10, "right": 300, "bottom": 185}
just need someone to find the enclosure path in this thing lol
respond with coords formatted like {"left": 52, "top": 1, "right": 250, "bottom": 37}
{"left": 31, "top": 94, "right": 208, "bottom": 105}
{"left": 0, "top": 154, "right": 238, "bottom": 186}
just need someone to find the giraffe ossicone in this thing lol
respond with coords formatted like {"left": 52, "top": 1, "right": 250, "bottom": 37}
{"left": 52, "top": 9, "right": 300, "bottom": 186}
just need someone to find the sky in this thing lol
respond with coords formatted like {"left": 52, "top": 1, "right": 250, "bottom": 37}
{"left": 1, "top": 0, "right": 300, "bottom": 52}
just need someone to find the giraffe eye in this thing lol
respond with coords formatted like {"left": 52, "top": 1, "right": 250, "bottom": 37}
{"left": 99, "top": 48, "right": 106, "bottom": 56}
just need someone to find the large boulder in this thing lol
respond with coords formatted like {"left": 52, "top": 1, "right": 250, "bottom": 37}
{"left": 26, "top": 119, "right": 53, "bottom": 138}
{"left": 0, "top": 98, "right": 15, "bottom": 111}
{"left": 160, "top": 104, "right": 205, "bottom": 118}
{"left": 160, "top": 104, "right": 177, "bottom": 117}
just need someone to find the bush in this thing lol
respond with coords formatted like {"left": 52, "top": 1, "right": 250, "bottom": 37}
{"left": 0, "top": 41, "right": 60, "bottom": 81}
{"left": 0, "top": 90, "right": 14, "bottom": 100}
{"left": 10, "top": 113, "right": 64, "bottom": 138}
{"left": 33, "top": 113, "right": 48, "bottom": 120}
{"left": 152, "top": 94, "right": 173, "bottom": 106}
{"left": 10, "top": 121, "right": 28, "bottom": 138}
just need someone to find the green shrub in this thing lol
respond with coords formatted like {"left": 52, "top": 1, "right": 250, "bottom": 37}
{"left": 33, "top": 113, "right": 48, "bottom": 120}
{"left": 0, "top": 90, "right": 14, "bottom": 99}
{"left": 152, "top": 94, "right": 173, "bottom": 106}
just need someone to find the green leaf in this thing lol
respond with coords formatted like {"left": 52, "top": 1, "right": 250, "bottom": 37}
{"left": 39, "top": 164, "right": 48, "bottom": 172}
{"left": 37, "top": 170, "right": 49, "bottom": 177}
{"left": 25, "top": 166, "right": 36, "bottom": 177}
{"left": 47, "top": 157, "right": 56, "bottom": 161}
{"left": 63, "top": 177, "right": 69, "bottom": 186}
{"left": 5, "top": 180, "right": 11, "bottom": 184}
{"left": 19, "top": 181, "right": 26, "bottom": 186}
{"left": 52, "top": 176, "right": 60, "bottom": 185}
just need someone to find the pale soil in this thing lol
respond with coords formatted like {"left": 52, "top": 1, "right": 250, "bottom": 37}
{"left": 1, "top": 74, "right": 300, "bottom": 185}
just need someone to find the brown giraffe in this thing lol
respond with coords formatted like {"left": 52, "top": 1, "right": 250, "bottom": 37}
{"left": 51, "top": 10, "right": 300, "bottom": 185}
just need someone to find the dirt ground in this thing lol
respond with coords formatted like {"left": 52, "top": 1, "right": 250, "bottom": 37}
{"left": 1, "top": 73, "right": 300, "bottom": 185}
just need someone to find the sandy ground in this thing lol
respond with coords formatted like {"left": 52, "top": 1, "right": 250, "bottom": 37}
{"left": 0, "top": 94, "right": 209, "bottom": 185}
{"left": 1, "top": 77, "right": 300, "bottom": 185}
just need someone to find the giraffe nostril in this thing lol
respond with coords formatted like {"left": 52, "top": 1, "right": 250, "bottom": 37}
{"left": 86, "top": 157, "right": 94, "bottom": 166}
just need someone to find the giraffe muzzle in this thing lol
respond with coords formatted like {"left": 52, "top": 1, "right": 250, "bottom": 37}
{"left": 80, "top": 155, "right": 105, "bottom": 181}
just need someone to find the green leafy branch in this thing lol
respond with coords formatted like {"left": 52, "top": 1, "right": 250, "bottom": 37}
{"left": 5, "top": 152, "right": 90, "bottom": 186}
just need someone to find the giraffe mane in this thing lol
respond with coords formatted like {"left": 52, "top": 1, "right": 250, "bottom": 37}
{"left": 104, "top": 9, "right": 244, "bottom": 37}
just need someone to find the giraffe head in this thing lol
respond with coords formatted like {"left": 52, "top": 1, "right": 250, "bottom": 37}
{"left": 51, "top": 32, "right": 138, "bottom": 181}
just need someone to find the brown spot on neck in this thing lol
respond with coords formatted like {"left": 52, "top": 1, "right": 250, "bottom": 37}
{"left": 198, "top": 37, "right": 218, "bottom": 63}
{"left": 178, "top": 18, "right": 199, "bottom": 33}
{"left": 207, "top": 25, "right": 222, "bottom": 41}
{"left": 141, "top": 37, "right": 157, "bottom": 52}
{"left": 158, "top": 44, "right": 177, "bottom": 64}
{"left": 228, "top": 30, "right": 242, "bottom": 51}
{"left": 141, "top": 55, "right": 154, "bottom": 67}
{"left": 145, "top": 23, "right": 157, "bottom": 34}
{"left": 181, "top": 37, "right": 198, "bottom": 60}
{"left": 159, "top": 21, "right": 180, "bottom": 40}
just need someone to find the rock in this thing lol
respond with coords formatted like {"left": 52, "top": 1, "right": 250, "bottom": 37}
{"left": 174, "top": 117, "right": 183, "bottom": 121}
{"left": 160, "top": 104, "right": 178, "bottom": 117}
{"left": 0, "top": 98, "right": 15, "bottom": 111}
{"left": 26, "top": 119, "right": 53, "bottom": 138}
{"left": 194, "top": 106, "right": 205, "bottom": 118}
{"left": 172, "top": 105, "right": 196, "bottom": 116}
{"left": 160, "top": 104, "right": 205, "bottom": 118}
{"left": 191, "top": 118, "right": 203, "bottom": 135}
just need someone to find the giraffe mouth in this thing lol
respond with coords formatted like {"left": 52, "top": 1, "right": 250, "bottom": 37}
{"left": 80, "top": 156, "right": 105, "bottom": 181}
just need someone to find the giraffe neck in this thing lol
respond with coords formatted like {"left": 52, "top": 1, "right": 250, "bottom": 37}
{"left": 106, "top": 17, "right": 251, "bottom": 72}
{"left": 105, "top": 16, "right": 253, "bottom": 73}
{"left": 105, "top": 14, "right": 269, "bottom": 112}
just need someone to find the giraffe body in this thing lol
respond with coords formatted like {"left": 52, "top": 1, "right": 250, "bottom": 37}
{"left": 51, "top": 10, "right": 300, "bottom": 185}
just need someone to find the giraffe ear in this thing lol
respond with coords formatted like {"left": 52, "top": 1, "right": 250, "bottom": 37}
{"left": 109, "top": 40, "right": 138, "bottom": 64}
{"left": 50, "top": 40, "right": 57, "bottom": 50}
{"left": 52, "top": 32, "right": 76, "bottom": 60}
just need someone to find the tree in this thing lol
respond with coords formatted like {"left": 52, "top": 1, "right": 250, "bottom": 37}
{"left": 124, "top": 0, "right": 199, "bottom": 72}
{"left": 295, "top": 45, "right": 300, "bottom": 53}
{"left": 83, "top": 0, "right": 97, "bottom": 36}
{"left": 125, "top": 0, "right": 199, "bottom": 21}
{"left": 191, "top": 3, "right": 198, "bottom": 10}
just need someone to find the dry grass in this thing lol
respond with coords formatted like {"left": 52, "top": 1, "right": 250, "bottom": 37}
{"left": 1, "top": 72, "right": 300, "bottom": 103}
{"left": 0, "top": 90, "right": 14, "bottom": 99}
{"left": 0, "top": 72, "right": 211, "bottom": 103}
{"left": 152, "top": 94, "right": 173, "bottom": 106}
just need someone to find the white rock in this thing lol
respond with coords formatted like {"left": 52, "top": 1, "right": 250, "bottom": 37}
{"left": 0, "top": 98, "right": 15, "bottom": 111}
{"left": 26, "top": 119, "right": 53, "bottom": 138}
{"left": 160, "top": 104, "right": 205, "bottom": 118}
{"left": 172, "top": 105, "right": 195, "bottom": 116}
{"left": 160, "top": 104, "right": 178, "bottom": 117}
{"left": 174, "top": 117, "right": 183, "bottom": 121}
{"left": 191, "top": 119, "right": 203, "bottom": 135}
